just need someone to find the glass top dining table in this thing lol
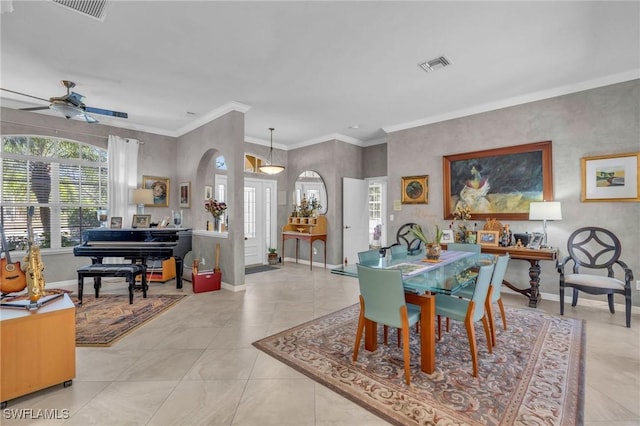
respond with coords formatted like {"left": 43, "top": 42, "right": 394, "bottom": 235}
{"left": 330, "top": 249, "right": 496, "bottom": 295}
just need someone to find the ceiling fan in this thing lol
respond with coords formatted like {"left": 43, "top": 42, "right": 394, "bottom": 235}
{"left": 0, "top": 80, "right": 128, "bottom": 124}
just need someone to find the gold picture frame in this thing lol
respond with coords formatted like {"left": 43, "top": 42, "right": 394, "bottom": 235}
{"left": 401, "top": 175, "right": 428, "bottom": 204}
{"left": 477, "top": 230, "right": 499, "bottom": 246}
{"left": 142, "top": 175, "right": 170, "bottom": 207}
{"left": 132, "top": 214, "right": 151, "bottom": 228}
{"left": 581, "top": 152, "right": 640, "bottom": 202}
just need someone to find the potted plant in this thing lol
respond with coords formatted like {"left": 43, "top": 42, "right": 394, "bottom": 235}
{"left": 267, "top": 247, "right": 278, "bottom": 265}
{"left": 411, "top": 224, "right": 443, "bottom": 260}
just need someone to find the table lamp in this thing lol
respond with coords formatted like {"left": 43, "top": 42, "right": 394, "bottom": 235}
{"left": 131, "top": 188, "right": 154, "bottom": 214}
{"left": 529, "top": 201, "right": 562, "bottom": 248}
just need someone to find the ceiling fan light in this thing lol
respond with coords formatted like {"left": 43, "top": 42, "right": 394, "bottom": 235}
{"left": 49, "top": 101, "right": 83, "bottom": 118}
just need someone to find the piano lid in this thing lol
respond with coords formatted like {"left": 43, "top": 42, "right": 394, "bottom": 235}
{"left": 81, "top": 228, "right": 190, "bottom": 244}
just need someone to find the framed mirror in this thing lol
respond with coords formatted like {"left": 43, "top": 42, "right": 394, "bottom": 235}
{"left": 294, "top": 170, "right": 327, "bottom": 214}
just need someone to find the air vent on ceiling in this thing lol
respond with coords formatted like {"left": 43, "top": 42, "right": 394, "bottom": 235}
{"left": 52, "top": 0, "right": 108, "bottom": 21}
{"left": 418, "top": 55, "right": 451, "bottom": 73}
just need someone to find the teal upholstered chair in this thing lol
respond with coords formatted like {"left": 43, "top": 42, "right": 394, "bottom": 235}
{"left": 456, "top": 254, "right": 510, "bottom": 346}
{"left": 390, "top": 244, "right": 408, "bottom": 259}
{"left": 447, "top": 243, "right": 481, "bottom": 254}
{"left": 435, "top": 263, "right": 495, "bottom": 377}
{"left": 357, "top": 249, "right": 381, "bottom": 266}
{"left": 353, "top": 264, "right": 420, "bottom": 384}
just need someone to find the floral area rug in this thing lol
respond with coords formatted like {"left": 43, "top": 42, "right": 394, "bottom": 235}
{"left": 75, "top": 294, "right": 185, "bottom": 347}
{"left": 253, "top": 304, "right": 585, "bottom": 426}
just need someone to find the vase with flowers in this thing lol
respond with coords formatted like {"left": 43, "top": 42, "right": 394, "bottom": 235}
{"left": 452, "top": 204, "right": 472, "bottom": 242}
{"left": 204, "top": 198, "right": 227, "bottom": 232}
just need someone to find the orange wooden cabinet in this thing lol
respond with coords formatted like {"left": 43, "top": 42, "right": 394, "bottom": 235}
{"left": 1, "top": 294, "right": 76, "bottom": 404}
{"left": 146, "top": 257, "right": 176, "bottom": 282}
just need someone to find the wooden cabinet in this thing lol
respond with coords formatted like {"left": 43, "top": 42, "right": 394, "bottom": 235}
{"left": 282, "top": 215, "right": 328, "bottom": 270}
{"left": 1, "top": 294, "right": 76, "bottom": 404}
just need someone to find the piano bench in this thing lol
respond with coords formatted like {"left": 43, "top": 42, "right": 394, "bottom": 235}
{"left": 77, "top": 264, "right": 147, "bottom": 304}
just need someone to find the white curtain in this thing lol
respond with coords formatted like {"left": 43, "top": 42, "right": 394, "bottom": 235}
{"left": 108, "top": 135, "right": 139, "bottom": 222}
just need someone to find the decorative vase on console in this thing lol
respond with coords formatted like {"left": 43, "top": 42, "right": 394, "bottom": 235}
{"left": 411, "top": 224, "right": 443, "bottom": 260}
{"left": 452, "top": 204, "right": 472, "bottom": 243}
{"left": 204, "top": 198, "right": 227, "bottom": 232}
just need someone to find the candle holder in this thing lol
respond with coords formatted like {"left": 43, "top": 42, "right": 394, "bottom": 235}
{"left": 97, "top": 209, "right": 108, "bottom": 228}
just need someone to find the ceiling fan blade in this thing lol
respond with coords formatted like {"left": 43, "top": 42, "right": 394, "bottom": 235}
{"left": 79, "top": 111, "right": 99, "bottom": 124}
{"left": 20, "top": 106, "right": 50, "bottom": 111}
{"left": 85, "top": 106, "right": 128, "bottom": 119}
{"left": 0, "top": 87, "right": 50, "bottom": 103}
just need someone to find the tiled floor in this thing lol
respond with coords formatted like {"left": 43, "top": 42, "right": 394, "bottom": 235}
{"left": 3, "top": 263, "right": 639, "bottom": 425}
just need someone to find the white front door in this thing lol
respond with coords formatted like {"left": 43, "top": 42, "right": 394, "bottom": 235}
{"left": 244, "top": 178, "right": 277, "bottom": 266}
{"left": 342, "top": 177, "right": 369, "bottom": 265}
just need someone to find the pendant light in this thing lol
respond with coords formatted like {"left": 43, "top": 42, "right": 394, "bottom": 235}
{"left": 259, "top": 127, "right": 285, "bottom": 175}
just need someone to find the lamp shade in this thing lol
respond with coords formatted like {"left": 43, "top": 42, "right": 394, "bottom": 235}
{"left": 131, "top": 188, "right": 154, "bottom": 205}
{"left": 529, "top": 201, "right": 562, "bottom": 221}
{"left": 258, "top": 127, "right": 285, "bottom": 175}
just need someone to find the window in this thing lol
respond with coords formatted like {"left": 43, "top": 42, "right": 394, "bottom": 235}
{"left": 1, "top": 136, "right": 108, "bottom": 250}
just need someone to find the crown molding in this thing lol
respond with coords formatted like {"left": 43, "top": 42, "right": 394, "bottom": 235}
{"left": 176, "top": 101, "right": 251, "bottom": 137}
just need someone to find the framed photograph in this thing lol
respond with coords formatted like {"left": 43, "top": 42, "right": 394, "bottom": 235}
{"left": 142, "top": 175, "right": 169, "bottom": 207}
{"left": 440, "top": 229, "right": 454, "bottom": 244}
{"left": 527, "top": 232, "right": 543, "bottom": 250}
{"left": 131, "top": 214, "right": 151, "bottom": 229}
{"left": 110, "top": 217, "right": 123, "bottom": 229}
{"left": 179, "top": 181, "right": 191, "bottom": 208}
{"left": 477, "top": 230, "right": 499, "bottom": 246}
{"left": 581, "top": 152, "right": 639, "bottom": 202}
{"left": 401, "top": 175, "right": 428, "bottom": 204}
{"left": 443, "top": 141, "right": 553, "bottom": 220}
{"left": 204, "top": 185, "right": 213, "bottom": 200}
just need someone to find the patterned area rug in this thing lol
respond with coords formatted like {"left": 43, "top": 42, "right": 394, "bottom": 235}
{"left": 253, "top": 304, "right": 585, "bottom": 426}
{"left": 75, "top": 294, "right": 186, "bottom": 347}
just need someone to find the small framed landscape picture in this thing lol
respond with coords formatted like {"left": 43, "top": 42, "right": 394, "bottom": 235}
{"left": 440, "top": 229, "right": 454, "bottom": 244}
{"left": 477, "top": 230, "right": 499, "bottom": 246}
{"left": 110, "top": 217, "right": 123, "bottom": 229}
{"left": 581, "top": 152, "right": 640, "bottom": 202}
{"left": 132, "top": 214, "right": 151, "bottom": 229}
{"left": 179, "top": 181, "right": 191, "bottom": 208}
{"left": 527, "top": 232, "right": 543, "bottom": 250}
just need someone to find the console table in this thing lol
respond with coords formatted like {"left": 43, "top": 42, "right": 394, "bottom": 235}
{"left": 444, "top": 244, "right": 557, "bottom": 308}
{"left": 282, "top": 215, "right": 327, "bottom": 270}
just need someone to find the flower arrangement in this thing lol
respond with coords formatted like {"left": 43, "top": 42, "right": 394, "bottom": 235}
{"left": 453, "top": 204, "right": 472, "bottom": 221}
{"left": 297, "top": 195, "right": 322, "bottom": 217}
{"left": 204, "top": 199, "right": 227, "bottom": 218}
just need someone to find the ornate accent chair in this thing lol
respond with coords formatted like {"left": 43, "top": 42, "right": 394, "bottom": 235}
{"left": 558, "top": 227, "right": 633, "bottom": 328}
{"left": 353, "top": 264, "right": 420, "bottom": 384}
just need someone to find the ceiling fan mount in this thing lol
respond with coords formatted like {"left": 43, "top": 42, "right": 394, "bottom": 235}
{"left": 0, "top": 80, "right": 128, "bottom": 123}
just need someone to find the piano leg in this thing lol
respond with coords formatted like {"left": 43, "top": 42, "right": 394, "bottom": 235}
{"left": 174, "top": 256, "right": 183, "bottom": 289}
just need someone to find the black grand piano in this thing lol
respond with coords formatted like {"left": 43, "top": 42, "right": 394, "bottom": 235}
{"left": 73, "top": 228, "right": 192, "bottom": 289}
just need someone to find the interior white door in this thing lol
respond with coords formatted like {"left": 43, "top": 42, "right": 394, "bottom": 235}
{"left": 244, "top": 178, "right": 277, "bottom": 266}
{"left": 343, "top": 177, "right": 369, "bottom": 265}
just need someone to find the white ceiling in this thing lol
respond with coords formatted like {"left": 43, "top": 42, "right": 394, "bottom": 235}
{"left": 1, "top": 1, "right": 638, "bottom": 149}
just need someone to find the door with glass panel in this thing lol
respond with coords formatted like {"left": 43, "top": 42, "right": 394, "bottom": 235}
{"left": 244, "top": 178, "right": 277, "bottom": 266}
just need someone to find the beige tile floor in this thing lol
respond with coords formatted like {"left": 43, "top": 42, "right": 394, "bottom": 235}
{"left": 3, "top": 263, "right": 639, "bottom": 425}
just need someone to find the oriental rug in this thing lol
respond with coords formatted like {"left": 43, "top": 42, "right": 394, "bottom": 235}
{"left": 74, "top": 294, "right": 186, "bottom": 347}
{"left": 253, "top": 304, "right": 585, "bottom": 426}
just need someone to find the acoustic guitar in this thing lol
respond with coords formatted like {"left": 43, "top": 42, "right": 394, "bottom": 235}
{"left": 0, "top": 207, "right": 27, "bottom": 294}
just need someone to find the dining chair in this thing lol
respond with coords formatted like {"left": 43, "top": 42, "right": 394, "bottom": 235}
{"left": 357, "top": 249, "right": 381, "bottom": 266}
{"left": 435, "top": 263, "right": 495, "bottom": 377}
{"left": 390, "top": 244, "right": 408, "bottom": 259}
{"left": 455, "top": 254, "right": 510, "bottom": 346}
{"left": 353, "top": 264, "right": 421, "bottom": 384}
{"left": 446, "top": 243, "right": 481, "bottom": 253}
{"left": 558, "top": 227, "right": 633, "bottom": 327}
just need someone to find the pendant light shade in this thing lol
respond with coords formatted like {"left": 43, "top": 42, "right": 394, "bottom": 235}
{"left": 259, "top": 127, "right": 285, "bottom": 175}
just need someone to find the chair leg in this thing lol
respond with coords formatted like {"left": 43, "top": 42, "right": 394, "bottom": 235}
{"left": 571, "top": 288, "right": 579, "bottom": 307}
{"left": 400, "top": 306, "right": 411, "bottom": 385}
{"left": 559, "top": 284, "right": 565, "bottom": 316}
{"left": 437, "top": 315, "right": 442, "bottom": 341}
{"left": 625, "top": 291, "right": 632, "bottom": 328}
{"left": 446, "top": 317, "right": 450, "bottom": 333}
{"left": 383, "top": 325, "right": 388, "bottom": 346}
{"left": 497, "top": 298, "right": 507, "bottom": 331}
{"left": 353, "top": 296, "right": 365, "bottom": 362}
{"left": 485, "top": 298, "right": 496, "bottom": 347}
{"left": 77, "top": 275, "right": 84, "bottom": 305}
{"left": 607, "top": 294, "right": 615, "bottom": 314}
{"left": 465, "top": 317, "right": 478, "bottom": 377}
{"left": 481, "top": 314, "right": 492, "bottom": 354}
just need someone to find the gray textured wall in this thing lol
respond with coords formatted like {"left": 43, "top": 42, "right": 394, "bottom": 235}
{"left": 363, "top": 143, "right": 387, "bottom": 178}
{"left": 386, "top": 80, "right": 640, "bottom": 305}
